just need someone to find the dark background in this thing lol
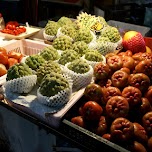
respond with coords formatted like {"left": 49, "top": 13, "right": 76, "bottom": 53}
{"left": 0, "top": 0, "right": 152, "bottom": 28}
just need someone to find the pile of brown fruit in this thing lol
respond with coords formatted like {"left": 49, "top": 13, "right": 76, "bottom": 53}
{"left": 70, "top": 50, "right": 152, "bottom": 152}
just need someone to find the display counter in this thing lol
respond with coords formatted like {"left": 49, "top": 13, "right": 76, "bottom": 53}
{"left": 0, "top": 27, "right": 130, "bottom": 152}
{"left": 0, "top": 21, "right": 152, "bottom": 151}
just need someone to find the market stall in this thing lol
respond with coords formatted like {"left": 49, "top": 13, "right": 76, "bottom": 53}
{"left": 0, "top": 13, "right": 152, "bottom": 152}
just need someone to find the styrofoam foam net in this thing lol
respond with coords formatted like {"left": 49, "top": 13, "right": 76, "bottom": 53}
{"left": 5, "top": 75, "right": 37, "bottom": 94}
{"left": 81, "top": 55, "right": 106, "bottom": 68}
{"left": 63, "top": 63, "right": 94, "bottom": 91}
{"left": 43, "top": 30, "right": 56, "bottom": 41}
{"left": 37, "top": 74, "right": 73, "bottom": 107}
{"left": 88, "top": 40, "right": 118, "bottom": 56}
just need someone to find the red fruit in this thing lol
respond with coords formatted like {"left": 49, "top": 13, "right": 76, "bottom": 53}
{"left": 94, "top": 62, "right": 111, "bottom": 80}
{"left": 111, "top": 70, "right": 129, "bottom": 88}
{"left": 0, "top": 64, "right": 7, "bottom": 77}
{"left": 110, "top": 117, "right": 134, "bottom": 142}
{"left": 0, "top": 52, "right": 8, "bottom": 65}
{"left": 135, "top": 60, "right": 152, "bottom": 79}
{"left": 130, "top": 141, "right": 147, "bottom": 152}
{"left": 82, "top": 101, "right": 103, "bottom": 121}
{"left": 142, "top": 111, "right": 152, "bottom": 136}
{"left": 145, "top": 86, "right": 152, "bottom": 105}
{"left": 139, "top": 97, "right": 152, "bottom": 116}
{"left": 123, "top": 31, "right": 146, "bottom": 54}
{"left": 133, "top": 122, "right": 148, "bottom": 144}
{"left": 128, "top": 73, "right": 150, "bottom": 93}
{"left": 121, "top": 55, "right": 135, "bottom": 71}
{"left": 71, "top": 116, "right": 85, "bottom": 128}
{"left": 84, "top": 83, "right": 103, "bottom": 104}
{"left": 122, "top": 86, "right": 142, "bottom": 108}
{"left": 8, "top": 58, "right": 18, "bottom": 68}
{"left": 148, "top": 137, "right": 152, "bottom": 151}
{"left": 95, "top": 116, "right": 107, "bottom": 136}
{"left": 102, "top": 133, "right": 111, "bottom": 141}
{"left": 106, "top": 55, "right": 123, "bottom": 72}
{"left": 102, "top": 86, "right": 121, "bottom": 105}
{"left": 106, "top": 96, "right": 129, "bottom": 119}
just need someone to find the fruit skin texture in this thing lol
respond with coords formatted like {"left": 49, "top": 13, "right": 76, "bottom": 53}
{"left": 0, "top": 64, "right": 7, "bottom": 77}
{"left": 110, "top": 117, "right": 134, "bottom": 142}
{"left": 106, "top": 96, "right": 129, "bottom": 119}
{"left": 94, "top": 62, "right": 111, "bottom": 80}
{"left": 71, "top": 116, "right": 85, "bottom": 128}
{"left": 82, "top": 101, "right": 103, "bottom": 121}
{"left": 123, "top": 31, "right": 146, "bottom": 54}
{"left": 84, "top": 83, "right": 103, "bottom": 104}
{"left": 133, "top": 122, "right": 148, "bottom": 144}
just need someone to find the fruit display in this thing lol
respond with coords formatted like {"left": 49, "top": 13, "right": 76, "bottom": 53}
{"left": 39, "top": 45, "right": 60, "bottom": 61}
{"left": 6, "top": 63, "right": 33, "bottom": 81}
{"left": 37, "top": 72, "right": 73, "bottom": 107}
{"left": 67, "top": 58, "right": 90, "bottom": 74}
{"left": 84, "top": 49, "right": 105, "bottom": 62}
{"left": 39, "top": 72, "right": 69, "bottom": 97}
{"left": 75, "top": 28, "right": 94, "bottom": 44}
{"left": 44, "top": 20, "right": 60, "bottom": 36}
{"left": 63, "top": 58, "right": 93, "bottom": 91}
{"left": 0, "top": 47, "right": 23, "bottom": 77}
{"left": 36, "top": 61, "right": 62, "bottom": 85}
{"left": 0, "top": 21, "right": 26, "bottom": 35}
{"left": 99, "top": 26, "right": 121, "bottom": 43}
{"left": 123, "top": 30, "right": 146, "bottom": 54}
{"left": 58, "top": 49, "right": 80, "bottom": 65}
{"left": 76, "top": 12, "right": 105, "bottom": 32}
{"left": 2, "top": 13, "right": 152, "bottom": 152}
{"left": 71, "top": 41, "right": 89, "bottom": 57}
{"left": 25, "top": 54, "right": 45, "bottom": 70}
{"left": 5, "top": 63, "right": 37, "bottom": 94}
{"left": 52, "top": 35, "right": 72, "bottom": 51}
{"left": 57, "top": 16, "right": 73, "bottom": 26}
{"left": 58, "top": 24, "right": 77, "bottom": 40}
{"left": 66, "top": 40, "right": 152, "bottom": 151}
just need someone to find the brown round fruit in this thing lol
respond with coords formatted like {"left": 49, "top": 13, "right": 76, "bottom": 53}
{"left": 94, "top": 62, "right": 111, "bottom": 80}
{"left": 106, "top": 55, "right": 123, "bottom": 72}
{"left": 133, "top": 122, "right": 148, "bottom": 144}
{"left": 122, "top": 86, "right": 142, "bottom": 108}
{"left": 128, "top": 73, "right": 150, "bottom": 93}
{"left": 84, "top": 83, "right": 103, "bottom": 104}
{"left": 106, "top": 96, "right": 129, "bottom": 119}
{"left": 71, "top": 116, "right": 85, "bottom": 128}
{"left": 110, "top": 117, "right": 134, "bottom": 142}
{"left": 82, "top": 101, "right": 103, "bottom": 121}
{"left": 142, "top": 111, "right": 152, "bottom": 136}
{"left": 111, "top": 70, "right": 129, "bottom": 88}
{"left": 102, "top": 86, "right": 121, "bottom": 105}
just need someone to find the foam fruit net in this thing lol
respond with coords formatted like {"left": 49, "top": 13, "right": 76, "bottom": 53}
{"left": 5, "top": 75, "right": 37, "bottom": 94}
{"left": 37, "top": 74, "right": 73, "bottom": 107}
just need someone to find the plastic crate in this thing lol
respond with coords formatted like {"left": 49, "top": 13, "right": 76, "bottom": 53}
{"left": 107, "top": 20, "right": 151, "bottom": 37}
{"left": 0, "top": 39, "right": 49, "bottom": 85}
{"left": 3, "top": 39, "right": 49, "bottom": 56}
